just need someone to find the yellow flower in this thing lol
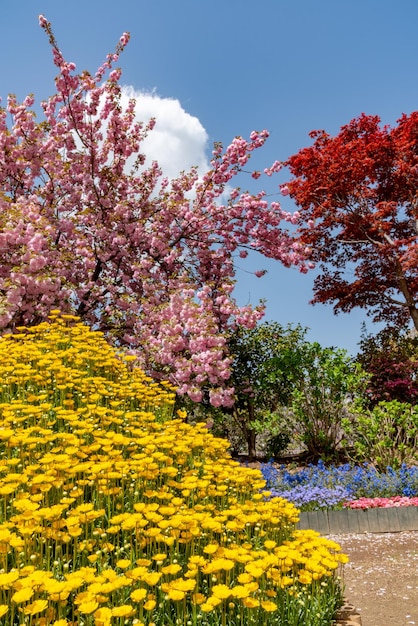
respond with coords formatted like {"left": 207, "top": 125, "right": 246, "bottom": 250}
{"left": 0, "top": 317, "right": 348, "bottom": 626}
{"left": 171, "top": 578, "right": 196, "bottom": 592}
{"left": 230, "top": 585, "right": 251, "bottom": 599}
{"left": 242, "top": 597, "right": 260, "bottom": 608}
{"left": 237, "top": 573, "right": 253, "bottom": 584}
{"left": 12, "top": 587, "right": 34, "bottom": 603}
{"left": 78, "top": 599, "right": 99, "bottom": 614}
{"left": 44, "top": 579, "right": 72, "bottom": 602}
{"left": 0, "top": 606, "right": 8, "bottom": 617}
{"left": 142, "top": 572, "right": 162, "bottom": 586}
{"left": 298, "top": 570, "right": 313, "bottom": 584}
{"left": 126, "top": 566, "right": 149, "bottom": 581}
{"left": 203, "top": 543, "right": 219, "bottom": 554}
{"left": 151, "top": 552, "right": 167, "bottom": 562}
{"left": 161, "top": 563, "right": 182, "bottom": 575}
{"left": 94, "top": 607, "right": 112, "bottom": 625}
{"left": 245, "top": 563, "right": 264, "bottom": 578}
{"left": 167, "top": 589, "right": 186, "bottom": 601}
{"left": 187, "top": 592, "right": 204, "bottom": 606}
{"left": 130, "top": 588, "right": 147, "bottom": 602}
{"left": 68, "top": 525, "right": 82, "bottom": 537}
{"left": 112, "top": 605, "right": 135, "bottom": 617}
{"left": 188, "top": 555, "right": 206, "bottom": 568}
{"left": 23, "top": 599, "right": 49, "bottom": 615}
{"left": 243, "top": 582, "right": 259, "bottom": 593}
{"left": 0, "top": 570, "right": 20, "bottom": 588}
{"left": 211, "top": 584, "right": 231, "bottom": 600}
{"left": 338, "top": 552, "right": 349, "bottom": 564}
{"left": 143, "top": 599, "right": 156, "bottom": 611}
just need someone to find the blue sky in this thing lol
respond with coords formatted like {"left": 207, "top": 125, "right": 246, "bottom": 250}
{"left": 1, "top": 0, "right": 418, "bottom": 354}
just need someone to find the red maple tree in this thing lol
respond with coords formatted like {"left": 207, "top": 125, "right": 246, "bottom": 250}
{"left": 285, "top": 112, "right": 418, "bottom": 331}
{"left": 356, "top": 326, "right": 418, "bottom": 406}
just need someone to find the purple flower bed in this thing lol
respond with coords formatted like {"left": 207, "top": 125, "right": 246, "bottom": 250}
{"left": 260, "top": 460, "right": 418, "bottom": 511}
{"left": 268, "top": 484, "right": 351, "bottom": 511}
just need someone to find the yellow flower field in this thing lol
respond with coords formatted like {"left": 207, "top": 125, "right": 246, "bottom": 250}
{"left": 0, "top": 312, "right": 347, "bottom": 625}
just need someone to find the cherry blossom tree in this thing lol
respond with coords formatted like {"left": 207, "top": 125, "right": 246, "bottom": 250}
{"left": 0, "top": 16, "right": 310, "bottom": 405}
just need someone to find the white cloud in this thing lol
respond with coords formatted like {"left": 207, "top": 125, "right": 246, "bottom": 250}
{"left": 120, "top": 86, "right": 210, "bottom": 181}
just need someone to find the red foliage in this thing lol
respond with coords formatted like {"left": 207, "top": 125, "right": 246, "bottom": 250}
{"left": 285, "top": 112, "right": 418, "bottom": 330}
{"left": 364, "top": 352, "right": 418, "bottom": 405}
{"left": 356, "top": 328, "right": 418, "bottom": 405}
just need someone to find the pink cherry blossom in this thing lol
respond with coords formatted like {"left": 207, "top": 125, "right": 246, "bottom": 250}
{"left": 0, "top": 18, "right": 312, "bottom": 405}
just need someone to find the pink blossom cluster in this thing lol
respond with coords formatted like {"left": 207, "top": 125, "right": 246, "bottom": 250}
{"left": 0, "top": 17, "right": 312, "bottom": 405}
{"left": 344, "top": 496, "right": 418, "bottom": 509}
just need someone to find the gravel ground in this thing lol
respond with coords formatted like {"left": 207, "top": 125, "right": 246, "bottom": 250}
{"left": 329, "top": 531, "right": 418, "bottom": 626}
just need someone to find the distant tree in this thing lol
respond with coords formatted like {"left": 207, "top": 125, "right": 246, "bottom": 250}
{"left": 284, "top": 112, "right": 418, "bottom": 331}
{"left": 356, "top": 326, "right": 418, "bottom": 406}
{"left": 284, "top": 342, "right": 367, "bottom": 461}
{"left": 187, "top": 323, "right": 366, "bottom": 461}
{"left": 181, "top": 321, "right": 308, "bottom": 457}
{"left": 0, "top": 16, "right": 311, "bottom": 405}
{"left": 225, "top": 321, "right": 308, "bottom": 456}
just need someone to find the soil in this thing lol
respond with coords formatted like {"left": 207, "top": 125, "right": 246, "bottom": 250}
{"left": 330, "top": 531, "right": 418, "bottom": 626}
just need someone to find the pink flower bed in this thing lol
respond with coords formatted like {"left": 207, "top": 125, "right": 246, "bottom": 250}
{"left": 344, "top": 496, "right": 418, "bottom": 509}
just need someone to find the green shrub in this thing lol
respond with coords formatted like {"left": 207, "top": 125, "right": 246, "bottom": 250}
{"left": 265, "top": 431, "right": 292, "bottom": 459}
{"left": 342, "top": 399, "right": 418, "bottom": 470}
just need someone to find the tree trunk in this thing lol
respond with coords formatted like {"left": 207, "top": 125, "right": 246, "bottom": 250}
{"left": 409, "top": 304, "right": 418, "bottom": 332}
{"left": 392, "top": 253, "right": 418, "bottom": 331}
{"left": 246, "top": 400, "right": 257, "bottom": 458}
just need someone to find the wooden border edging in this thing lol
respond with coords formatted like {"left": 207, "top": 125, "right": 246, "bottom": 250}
{"left": 296, "top": 505, "right": 418, "bottom": 534}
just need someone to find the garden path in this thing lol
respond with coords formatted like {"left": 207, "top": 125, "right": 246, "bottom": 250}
{"left": 330, "top": 531, "right": 418, "bottom": 626}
